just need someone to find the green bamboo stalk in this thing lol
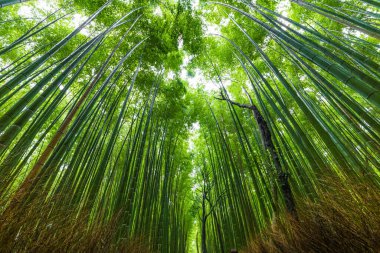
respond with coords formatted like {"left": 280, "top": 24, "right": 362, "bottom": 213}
{"left": 0, "top": 0, "right": 30, "bottom": 8}
{"left": 0, "top": 1, "right": 112, "bottom": 99}
{"left": 215, "top": 2, "right": 380, "bottom": 106}
{"left": 290, "top": 0, "right": 380, "bottom": 40}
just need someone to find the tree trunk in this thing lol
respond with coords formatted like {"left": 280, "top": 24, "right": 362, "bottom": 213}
{"left": 218, "top": 93, "right": 297, "bottom": 217}
{"left": 201, "top": 192, "right": 208, "bottom": 253}
{"left": 201, "top": 217, "right": 207, "bottom": 253}
{"left": 212, "top": 209, "right": 225, "bottom": 252}
{"left": 251, "top": 105, "right": 297, "bottom": 216}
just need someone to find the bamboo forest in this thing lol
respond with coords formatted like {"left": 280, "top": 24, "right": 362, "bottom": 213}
{"left": 0, "top": 0, "right": 379, "bottom": 252}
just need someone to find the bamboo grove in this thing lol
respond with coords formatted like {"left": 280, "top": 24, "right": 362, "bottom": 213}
{"left": 0, "top": 0, "right": 379, "bottom": 252}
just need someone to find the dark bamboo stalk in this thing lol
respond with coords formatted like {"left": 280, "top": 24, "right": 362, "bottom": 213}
{"left": 217, "top": 92, "right": 297, "bottom": 216}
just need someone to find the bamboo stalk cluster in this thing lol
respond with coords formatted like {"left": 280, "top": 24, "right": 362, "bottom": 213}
{"left": 0, "top": 0, "right": 379, "bottom": 252}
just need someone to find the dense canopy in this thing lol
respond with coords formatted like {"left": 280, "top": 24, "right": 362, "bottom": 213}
{"left": 0, "top": 0, "right": 379, "bottom": 252}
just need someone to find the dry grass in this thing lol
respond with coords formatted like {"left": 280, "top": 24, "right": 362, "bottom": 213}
{"left": 242, "top": 176, "right": 380, "bottom": 253}
{"left": 0, "top": 194, "right": 151, "bottom": 253}
{"left": 2, "top": 176, "right": 379, "bottom": 253}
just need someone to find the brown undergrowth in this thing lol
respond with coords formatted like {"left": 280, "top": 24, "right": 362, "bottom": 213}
{"left": 243, "top": 176, "right": 380, "bottom": 253}
{"left": 0, "top": 193, "right": 150, "bottom": 253}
